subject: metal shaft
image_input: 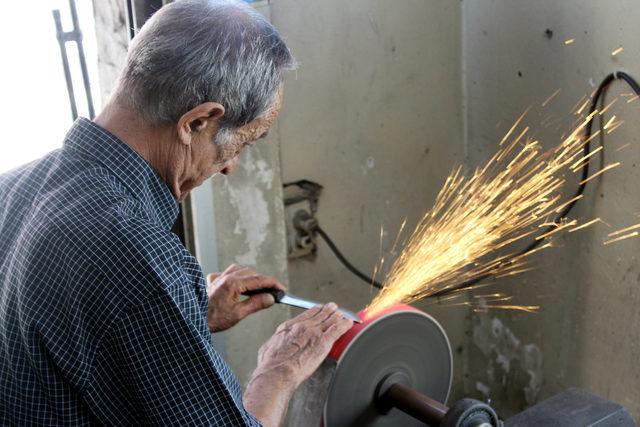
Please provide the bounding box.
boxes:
[53,9,77,121]
[68,0,95,119]
[386,383,449,426]
[52,0,95,120]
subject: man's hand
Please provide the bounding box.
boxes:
[206,264,286,332]
[243,304,353,427]
[254,303,352,385]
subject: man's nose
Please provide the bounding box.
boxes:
[220,156,239,176]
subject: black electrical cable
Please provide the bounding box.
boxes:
[315,225,384,289]
[316,71,640,296]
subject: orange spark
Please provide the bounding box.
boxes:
[615,143,631,152]
[604,231,639,245]
[535,220,577,240]
[606,121,624,134]
[570,94,588,114]
[476,305,540,313]
[366,89,629,316]
[568,218,601,233]
[611,47,624,56]
[564,38,575,45]
[576,98,592,115]
[367,101,622,315]
[579,162,621,185]
[500,110,529,145]
[474,293,507,299]
[570,146,603,171]
[542,89,561,107]
[608,223,640,237]
[554,196,583,214]
[603,115,617,130]
[437,293,539,315]
[600,98,617,115]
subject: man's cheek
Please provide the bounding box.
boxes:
[206,163,222,178]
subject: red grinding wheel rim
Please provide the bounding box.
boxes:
[328,304,421,361]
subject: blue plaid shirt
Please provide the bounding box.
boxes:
[0,118,260,426]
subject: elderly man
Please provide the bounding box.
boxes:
[0,0,351,425]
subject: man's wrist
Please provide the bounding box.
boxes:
[248,365,298,393]
[244,366,298,427]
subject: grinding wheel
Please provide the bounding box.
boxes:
[324,304,453,427]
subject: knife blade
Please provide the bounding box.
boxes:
[242,288,362,323]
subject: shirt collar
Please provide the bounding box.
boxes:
[63,117,179,230]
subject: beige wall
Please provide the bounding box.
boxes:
[270,0,468,401]
[462,0,640,419]
[92,0,129,101]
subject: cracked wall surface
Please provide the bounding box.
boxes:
[92,0,128,100]
[210,135,291,386]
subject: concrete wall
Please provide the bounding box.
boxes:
[270,0,469,402]
[92,0,129,101]
[462,0,640,419]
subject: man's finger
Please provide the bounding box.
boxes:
[324,318,354,342]
[308,302,338,324]
[231,267,255,277]
[262,275,286,291]
[237,293,276,318]
[288,304,323,323]
[320,310,347,332]
[237,275,286,293]
[223,264,243,274]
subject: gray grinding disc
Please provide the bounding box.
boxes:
[324,309,453,427]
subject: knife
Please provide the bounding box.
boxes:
[242,288,362,323]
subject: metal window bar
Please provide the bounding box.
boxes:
[125,0,166,41]
[52,0,95,121]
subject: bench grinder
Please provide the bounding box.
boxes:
[286,304,636,427]
[323,304,499,427]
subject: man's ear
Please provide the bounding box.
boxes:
[176,102,225,146]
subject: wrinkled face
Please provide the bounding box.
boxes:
[215,88,283,176]
[186,87,284,193]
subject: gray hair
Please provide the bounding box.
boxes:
[115,0,295,130]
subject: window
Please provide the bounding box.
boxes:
[0,1,101,173]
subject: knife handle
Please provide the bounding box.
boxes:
[242,288,285,303]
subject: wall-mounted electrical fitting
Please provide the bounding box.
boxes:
[283,180,323,259]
